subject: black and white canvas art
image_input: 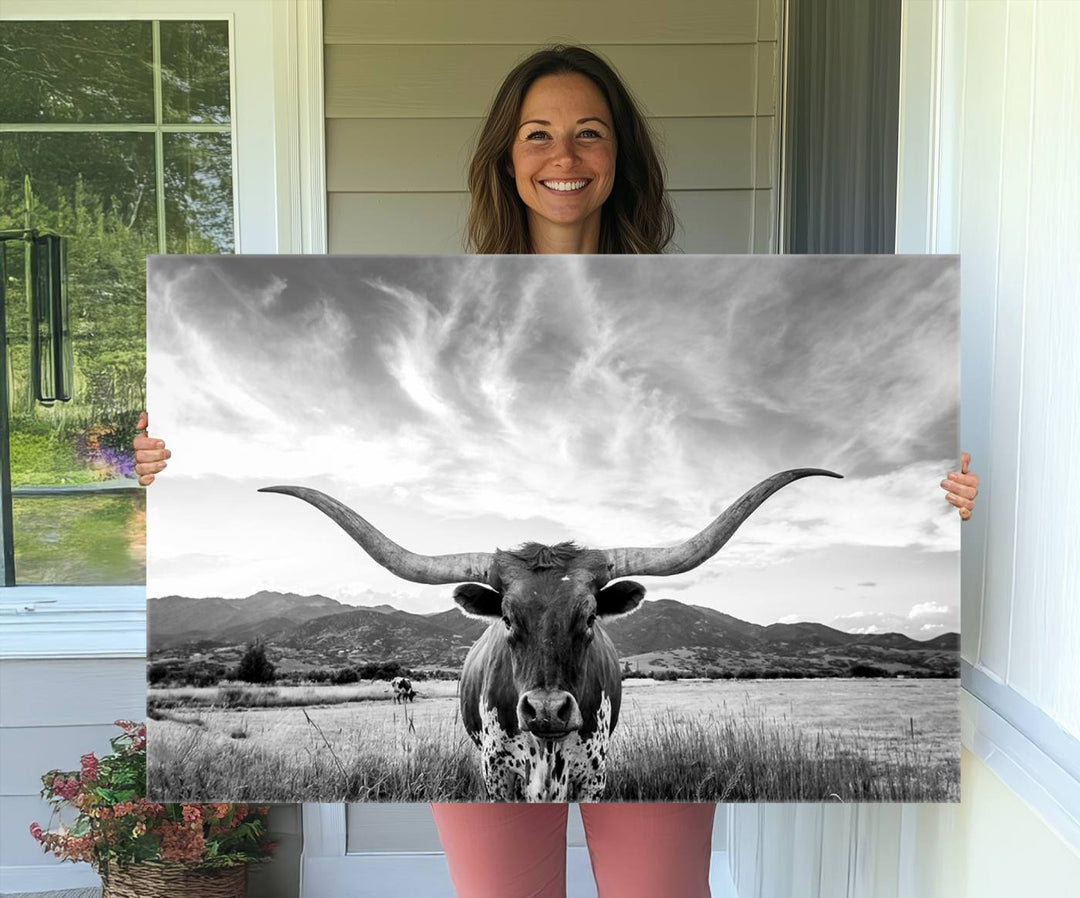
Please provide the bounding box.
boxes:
[146,254,960,803]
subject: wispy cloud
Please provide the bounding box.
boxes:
[148,255,959,622]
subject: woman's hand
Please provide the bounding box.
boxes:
[133,411,171,486]
[941,452,979,521]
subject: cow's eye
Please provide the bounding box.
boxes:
[502,615,513,631]
[586,613,596,628]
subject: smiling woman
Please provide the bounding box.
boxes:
[508,73,617,251]
[465,45,674,255]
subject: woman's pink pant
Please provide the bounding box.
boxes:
[430,802,715,898]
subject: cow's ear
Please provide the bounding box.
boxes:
[596,580,646,618]
[453,583,503,619]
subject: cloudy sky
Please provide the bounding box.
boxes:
[147,254,960,640]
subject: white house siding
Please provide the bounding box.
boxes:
[0,657,146,892]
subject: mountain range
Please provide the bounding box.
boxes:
[149,591,959,676]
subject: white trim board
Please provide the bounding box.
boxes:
[962,661,1080,784]
[961,685,1080,853]
[0,587,145,660]
[271,0,328,254]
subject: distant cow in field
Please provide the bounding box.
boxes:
[390,676,416,703]
[261,469,840,802]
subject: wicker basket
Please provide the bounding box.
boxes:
[100,862,247,898]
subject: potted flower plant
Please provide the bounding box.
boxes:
[30,720,274,897]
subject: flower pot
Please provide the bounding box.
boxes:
[101,862,247,898]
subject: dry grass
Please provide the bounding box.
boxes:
[147,678,959,803]
[149,680,457,711]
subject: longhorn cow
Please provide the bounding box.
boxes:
[260,468,840,801]
[390,676,416,703]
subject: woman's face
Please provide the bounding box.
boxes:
[509,73,617,240]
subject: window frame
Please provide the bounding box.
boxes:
[0,0,326,658]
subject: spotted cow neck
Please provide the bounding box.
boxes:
[477,691,612,801]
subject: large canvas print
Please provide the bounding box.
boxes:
[146,254,960,803]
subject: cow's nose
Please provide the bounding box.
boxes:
[518,689,583,736]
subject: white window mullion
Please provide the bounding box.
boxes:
[151,18,167,255]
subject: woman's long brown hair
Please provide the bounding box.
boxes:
[466,46,676,255]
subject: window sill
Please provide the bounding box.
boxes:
[961,670,1080,852]
[0,585,145,659]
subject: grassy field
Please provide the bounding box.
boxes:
[147,678,959,803]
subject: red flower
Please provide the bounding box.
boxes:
[137,798,166,817]
[160,821,206,863]
[52,778,80,800]
[80,753,99,782]
[32,721,271,870]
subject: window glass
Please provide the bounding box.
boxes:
[11,494,145,584]
[164,132,234,253]
[0,21,155,124]
[0,19,233,585]
[160,20,231,124]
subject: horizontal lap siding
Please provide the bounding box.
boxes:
[0,658,145,868]
[0,659,146,728]
[325,0,782,256]
[327,117,772,192]
[329,189,762,255]
[324,1,761,45]
[0,723,132,795]
[326,45,762,118]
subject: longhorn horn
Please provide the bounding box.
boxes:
[601,468,842,580]
[259,485,494,586]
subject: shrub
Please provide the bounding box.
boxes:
[30,721,274,874]
[236,641,275,684]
